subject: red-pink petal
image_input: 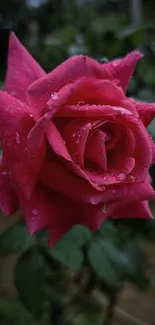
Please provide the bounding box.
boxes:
[85,130,107,171]
[57,78,126,106]
[19,184,55,235]
[0,160,19,215]
[62,119,90,167]
[39,157,104,204]
[0,91,37,199]
[48,198,106,247]
[130,98,155,127]
[4,33,45,109]
[27,55,112,112]
[103,51,143,92]
[27,79,89,160]
[110,200,153,219]
[56,104,134,118]
[47,122,71,161]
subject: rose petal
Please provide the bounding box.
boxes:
[56,78,126,106]
[62,119,91,167]
[124,120,152,182]
[130,98,155,127]
[56,104,134,118]
[107,128,135,175]
[48,197,106,247]
[4,32,45,109]
[85,130,107,171]
[0,91,37,198]
[103,51,143,92]
[110,200,154,220]
[0,160,19,215]
[27,55,112,112]
[40,154,155,205]
[39,157,105,204]
[27,79,89,161]
[19,183,55,235]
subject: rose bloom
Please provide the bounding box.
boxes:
[0,33,155,246]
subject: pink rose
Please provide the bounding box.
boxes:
[0,33,155,246]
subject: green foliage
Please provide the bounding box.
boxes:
[14,246,49,319]
[50,226,92,270]
[0,220,34,255]
[0,298,41,325]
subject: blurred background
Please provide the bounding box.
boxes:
[0,1,155,325]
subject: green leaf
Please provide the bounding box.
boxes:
[0,298,39,325]
[50,226,92,270]
[51,241,83,270]
[98,221,118,242]
[123,241,150,290]
[15,247,49,319]
[0,220,34,255]
[61,225,92,246]
[88,236,130,287]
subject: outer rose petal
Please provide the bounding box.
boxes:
[40,157,155,204]
[4,32,45,108]
[110,200,153,220]
[27,55,112,113]
[103,51,143,93]
[0,91,38,199]
[27,79,89,162]
[19,183,56,235]
[130,98,155,127]
[56,78,126,106]
[0,160,19,215]
[48,196,107,247]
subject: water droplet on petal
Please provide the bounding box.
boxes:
[102,203,107,215]
[16,132,20,144]
[11,91,16,96]
[77,100,85,106]
[112,60,120,67]
[72,133,76,138]
[7,140,11,146]
[116,173,125,181]
[2,171,7,176]
[129,175,135,182]
[51,92,59,100]
[32,209,38,215]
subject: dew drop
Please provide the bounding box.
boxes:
[51,92,59,100]
[7,140,11,146]
[11,91,16,96]
[72,133,76,138]
[32,209,38,215]
[116,173,125,181]
[112,60,120,67]
[77,100,85,106]
[102,203,107,215]
[16,132,20,144]
[129,175,135,182]
[2,171,7,176]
